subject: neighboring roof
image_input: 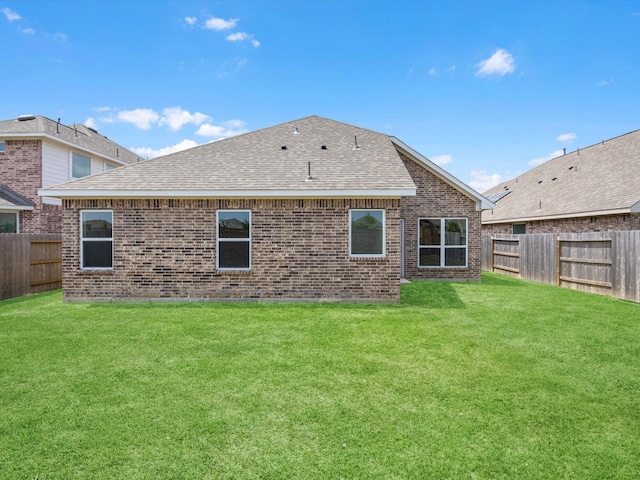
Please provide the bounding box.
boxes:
[482,129,640,224]
[40,116,417,198]
[0,185,35,211]
[0,115,142,166]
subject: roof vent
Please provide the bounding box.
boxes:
[305,161,313,182]
[321,145,327,150]
[18,114,36,121]
[353,135,361,150]
[281,145,287,150]
[293,128,300,135]
[88,127,98,134]
[538,180,543,184]
[552,177,557,181]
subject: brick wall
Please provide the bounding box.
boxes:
[1,139,62,234]
[483,213,640,235]
[62,198,401,302]
[399,152,482,281]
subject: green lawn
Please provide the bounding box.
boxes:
[1,273,639,479]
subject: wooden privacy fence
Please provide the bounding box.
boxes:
[482,231,640,303]
[0,234,62,301]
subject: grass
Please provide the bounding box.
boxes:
[1,273,639,479]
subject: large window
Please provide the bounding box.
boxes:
[72,152,92,178]
[81,210,113,269]
[419,218,467,268]
[217,210,251,270]
[0,212,18,233]
[349,209,385,257]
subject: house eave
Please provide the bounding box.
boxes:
[1,132,131,166]
[0,205,34,211]
[482,207,636,224]
[38,188,417,200]
[389,137,496,211]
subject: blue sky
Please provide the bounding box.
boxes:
[2,0,639,192]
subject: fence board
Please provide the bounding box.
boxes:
[482,231,640,303]
[0,234,62,300]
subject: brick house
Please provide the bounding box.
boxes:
[40,116,493,302]
[0,115,142,234]
[482,128,640,234]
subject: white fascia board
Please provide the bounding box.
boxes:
[4,132,129,166]
[390,137,496,211]
[630,200,640,213]
[38,188,417,199]
[482,208,634,224]
[0,205,34,211]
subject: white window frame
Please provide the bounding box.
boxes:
[418,218,468,268]
[80,210,113,270]
[349,209,386,258]
[0,211,19,233]
[216,210,251,271]
[71,152,92,179]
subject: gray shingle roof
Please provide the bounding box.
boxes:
[0,185,35,209]
[40,116,418,197]
[0,115,142,165]
[482,129,640,223]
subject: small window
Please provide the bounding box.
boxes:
[72,152,91,178]
[0,141,5,153]
[105,164,116,171]
[419,218,467,268]
[0,212,18,233]
[349,209,385,257]
[512,224,526,234]
[217,210,251,270]
[81,210,113,269]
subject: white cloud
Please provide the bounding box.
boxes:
[131,139,199,159]
[476,49,516,77]
[159,107,210,131]
[205,16,238,31]
[528,149,564,167]
[469,169,503,192]
[117,108,160,130]
[598,78,613,87]
[431,154,452,166]
[84,117,97,129]
[429,67,436,76]
[94,106,116,113]
[185,16,197,25]
[556,133,576,142]
[53,32,68,42]
[20,27,35,34]
[1,7,21,21]
[226,32,260,47]
[195,121,248,139]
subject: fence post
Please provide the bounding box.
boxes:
[555,236,561,286]
[490,236,495,273]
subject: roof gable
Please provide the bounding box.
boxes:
[0,185,35,210]
[483,128,640,223]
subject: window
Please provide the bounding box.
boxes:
[0,141,5,153]
[512,223,526,234]
[217,210,251,270]
[72,152,91,178]
[349,209,385,257]
[419,218,467,267]
[0,212,18,233]
[105,164,116,171]
[81,210,113,269]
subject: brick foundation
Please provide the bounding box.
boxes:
[483,213,640,235]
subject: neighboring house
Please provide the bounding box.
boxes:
[40,116,493,302]
[0,115,142,234]
[483,129,640,234]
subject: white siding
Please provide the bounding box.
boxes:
[41,141,68,205]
